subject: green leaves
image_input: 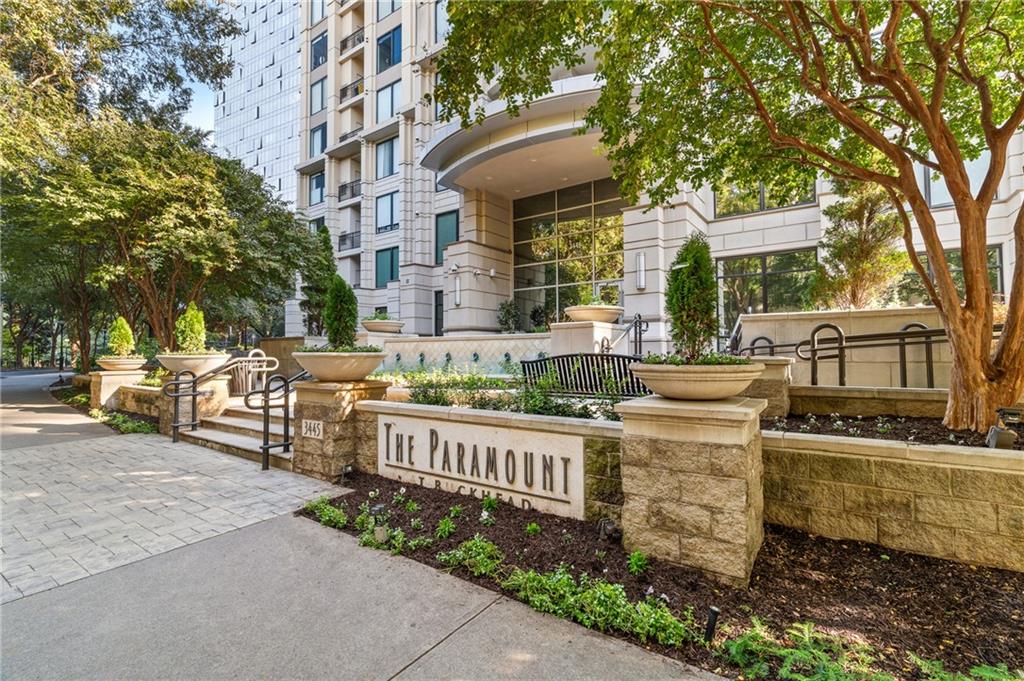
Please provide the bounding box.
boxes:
[323,275,359,349]
[107,316,135,357]
[174,302,206,353]
[665,233,717,359]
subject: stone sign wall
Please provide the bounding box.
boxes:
[354,401,624,521]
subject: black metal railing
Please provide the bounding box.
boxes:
[338,126,363,143]
[339,27,365,53]
[599,313,648,356]
[243,369,311,470]
[521,353,650,398]
[338,231,361,251]
[162,350,278,444]
[736,321,1004,389]
[337,179,362,200]
[339,78,364,102]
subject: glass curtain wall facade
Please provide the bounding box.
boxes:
[213,0,300,207]
[717,249,818,337]
[512,178,626,329]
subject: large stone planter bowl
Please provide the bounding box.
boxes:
[362,319,405,334]
[155,354,229,376]
[564,305,624,323]
[97,357,147,371]
[629,362,765,400]
[292,352,387,382]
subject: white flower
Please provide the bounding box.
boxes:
[644,585,655,596]
[399,487,406,494]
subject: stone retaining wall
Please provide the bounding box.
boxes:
[762,431,1024,572]
[118,385,162,419]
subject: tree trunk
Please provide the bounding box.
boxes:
[945,354,1022,432]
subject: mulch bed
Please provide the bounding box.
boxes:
[763,413,1024,450]
[301,471,1023,679]
[51,387,160,431]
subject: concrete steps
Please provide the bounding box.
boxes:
[177,402,296,471]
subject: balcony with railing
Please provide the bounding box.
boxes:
[337,231,361,251]
[337,179,362,201]
[339,27,365,54]
[339,78,364,104]
[338,126,363,143]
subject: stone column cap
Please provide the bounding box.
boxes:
[89,369,148,376]
[615,395,768,422]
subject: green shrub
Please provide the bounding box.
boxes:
[436,534,505,578]
[87,408,158,434]
[448,505,463,518]
[323,274,358,348]
[363,309,391,321]
[524,522,542,536]
[138,368,168,387]
[627,550,650,576]
[305,496,348,529]
[633,599,696,647]
[174,302,207,353]
[107,316,136,357]
[575,579,634,632]
[56,389,90,407]
[481,495,499,513]
[406,370,507,407]
[497,300,519,333]
[435,516,456,539]
[723,620,893,680]
[910,655,1022,681]
[641,352,750,366]
[665,233,717,360]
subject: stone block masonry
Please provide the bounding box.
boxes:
[762,431,1024,572]
[615,396,768,587]
[293,380,390,482]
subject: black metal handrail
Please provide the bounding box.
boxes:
[339,26,365,53]
[162,350,278,443]
[338,126,363,143]
[600,313,648,355]
[736,322,1004,388]
[338,231,361,250]
[338,179,362,200]
[243,369,311,470]
[339,78,364,102]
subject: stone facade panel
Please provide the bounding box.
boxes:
[807,509,878,543]
[872,460,951,495]
[914,495,998,532]
[998,505,1024,537]
[806,453,873,485]
[765,475,844,510]
[877,519,955,558]
[674,473,748,511]
[648,501,711,537]
[951,469,1024,506]
[954,530,1024,572]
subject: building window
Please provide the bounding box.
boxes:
[713,181,816,218]
[897,244,1004,304]
[309,123,327,157]
[310,32,327,70]
[377,26,401,73]
[308,217,325,234]
[376,79,401,122]
[923,150,992,208]
[375,136,398,179]
[310,77,326,115]
[310,0,325,24]
[716,249,817,337]
[435,210,458,265]
[512,178,625,327]
[308,172,325,205]
[435,0,450,42]
[375,246,400,288]
[375,191,399,233]
[377,0,400,20]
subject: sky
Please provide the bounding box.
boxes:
[185,80,216,133]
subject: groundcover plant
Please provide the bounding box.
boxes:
[300,472,1023,680]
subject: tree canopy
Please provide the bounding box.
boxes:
[435,0,1024,430]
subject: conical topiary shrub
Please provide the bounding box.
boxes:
[174,302,207,353]
[107,316,137,357]
[323,274,358,349]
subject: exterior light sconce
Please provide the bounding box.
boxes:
[636,252,646,290]
[454,275,462,307]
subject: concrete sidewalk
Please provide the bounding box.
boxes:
[1,514,718,681]
[0,371,112,448]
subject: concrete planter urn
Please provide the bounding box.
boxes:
[155,353,229,376]
[292,351,387,382]
[361,319,405,334]
[629,362,766,400]
[564,305,624,323]
[97,357,147,371]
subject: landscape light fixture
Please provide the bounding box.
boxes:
[986,407,1021,449]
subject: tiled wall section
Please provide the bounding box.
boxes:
[376,333,551,374]
[762,432,1024,572]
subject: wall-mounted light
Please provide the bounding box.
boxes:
[449,263,459,274]
[454,276,462,307]
[636,252,647,290]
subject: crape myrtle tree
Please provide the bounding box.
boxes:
[435,0,1024,431]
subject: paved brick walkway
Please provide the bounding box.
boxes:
[1,434,334,603]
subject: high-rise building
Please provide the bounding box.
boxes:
[213,0,301,208]
[292,0,1020,345]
